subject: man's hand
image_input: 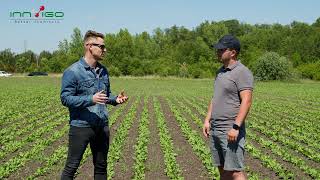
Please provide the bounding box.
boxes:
[93,90,108,104]
[116,90,128,104]
[227,128,239,143]
[202,119,210,138]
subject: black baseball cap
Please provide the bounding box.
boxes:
[212,34,241,53]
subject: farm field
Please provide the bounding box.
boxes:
[0,77,319,180]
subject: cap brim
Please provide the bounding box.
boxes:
[211,43,227,49]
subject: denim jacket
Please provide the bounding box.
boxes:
[60,58,118,127]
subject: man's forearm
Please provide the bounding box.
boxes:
[235,90,252,126]
[205,100,213,122]
[234,101,251,126]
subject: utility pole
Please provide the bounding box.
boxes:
[24,40,27,52]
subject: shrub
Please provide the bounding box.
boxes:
[254,52,293,81]
[297,61,320,80]
[108,66,121,77]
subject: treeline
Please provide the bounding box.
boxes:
[1,18,320,80]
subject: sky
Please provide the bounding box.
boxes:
[1,0,319,54]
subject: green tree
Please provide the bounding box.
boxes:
[297,61,320,80]
[222,19,244,37]
[69,28,84,58]
[196,21,228,46]
[0,49,15,72]
[15,50,37,72]
[38,51,52,71]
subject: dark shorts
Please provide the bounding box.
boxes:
[209,129,245,171]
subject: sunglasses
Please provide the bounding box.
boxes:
[217,48,228,53]
[90,43,106,50]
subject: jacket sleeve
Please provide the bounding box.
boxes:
[60,70,95,108]
[105,69,118,106]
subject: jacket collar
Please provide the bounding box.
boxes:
[80,57,103,70]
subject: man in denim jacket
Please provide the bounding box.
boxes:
[60,30,128,180]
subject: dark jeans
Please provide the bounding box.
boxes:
[61,125,110,180]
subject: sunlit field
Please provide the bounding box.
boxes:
[0,77,319,179]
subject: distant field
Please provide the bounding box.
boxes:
[0,77,319,179]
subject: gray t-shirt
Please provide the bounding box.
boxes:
[211,61,254,131]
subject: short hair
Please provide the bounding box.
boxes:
[84,30,104,43]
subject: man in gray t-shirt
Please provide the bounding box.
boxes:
[203,35,253,180]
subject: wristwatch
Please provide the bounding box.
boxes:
[232,124,240,130]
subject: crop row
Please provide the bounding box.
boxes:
[107,98,140,180]
[153,98,184,179]
[132,98,150,180]
[0,121,69,178]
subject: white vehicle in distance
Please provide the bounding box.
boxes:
[0,71,12,77]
